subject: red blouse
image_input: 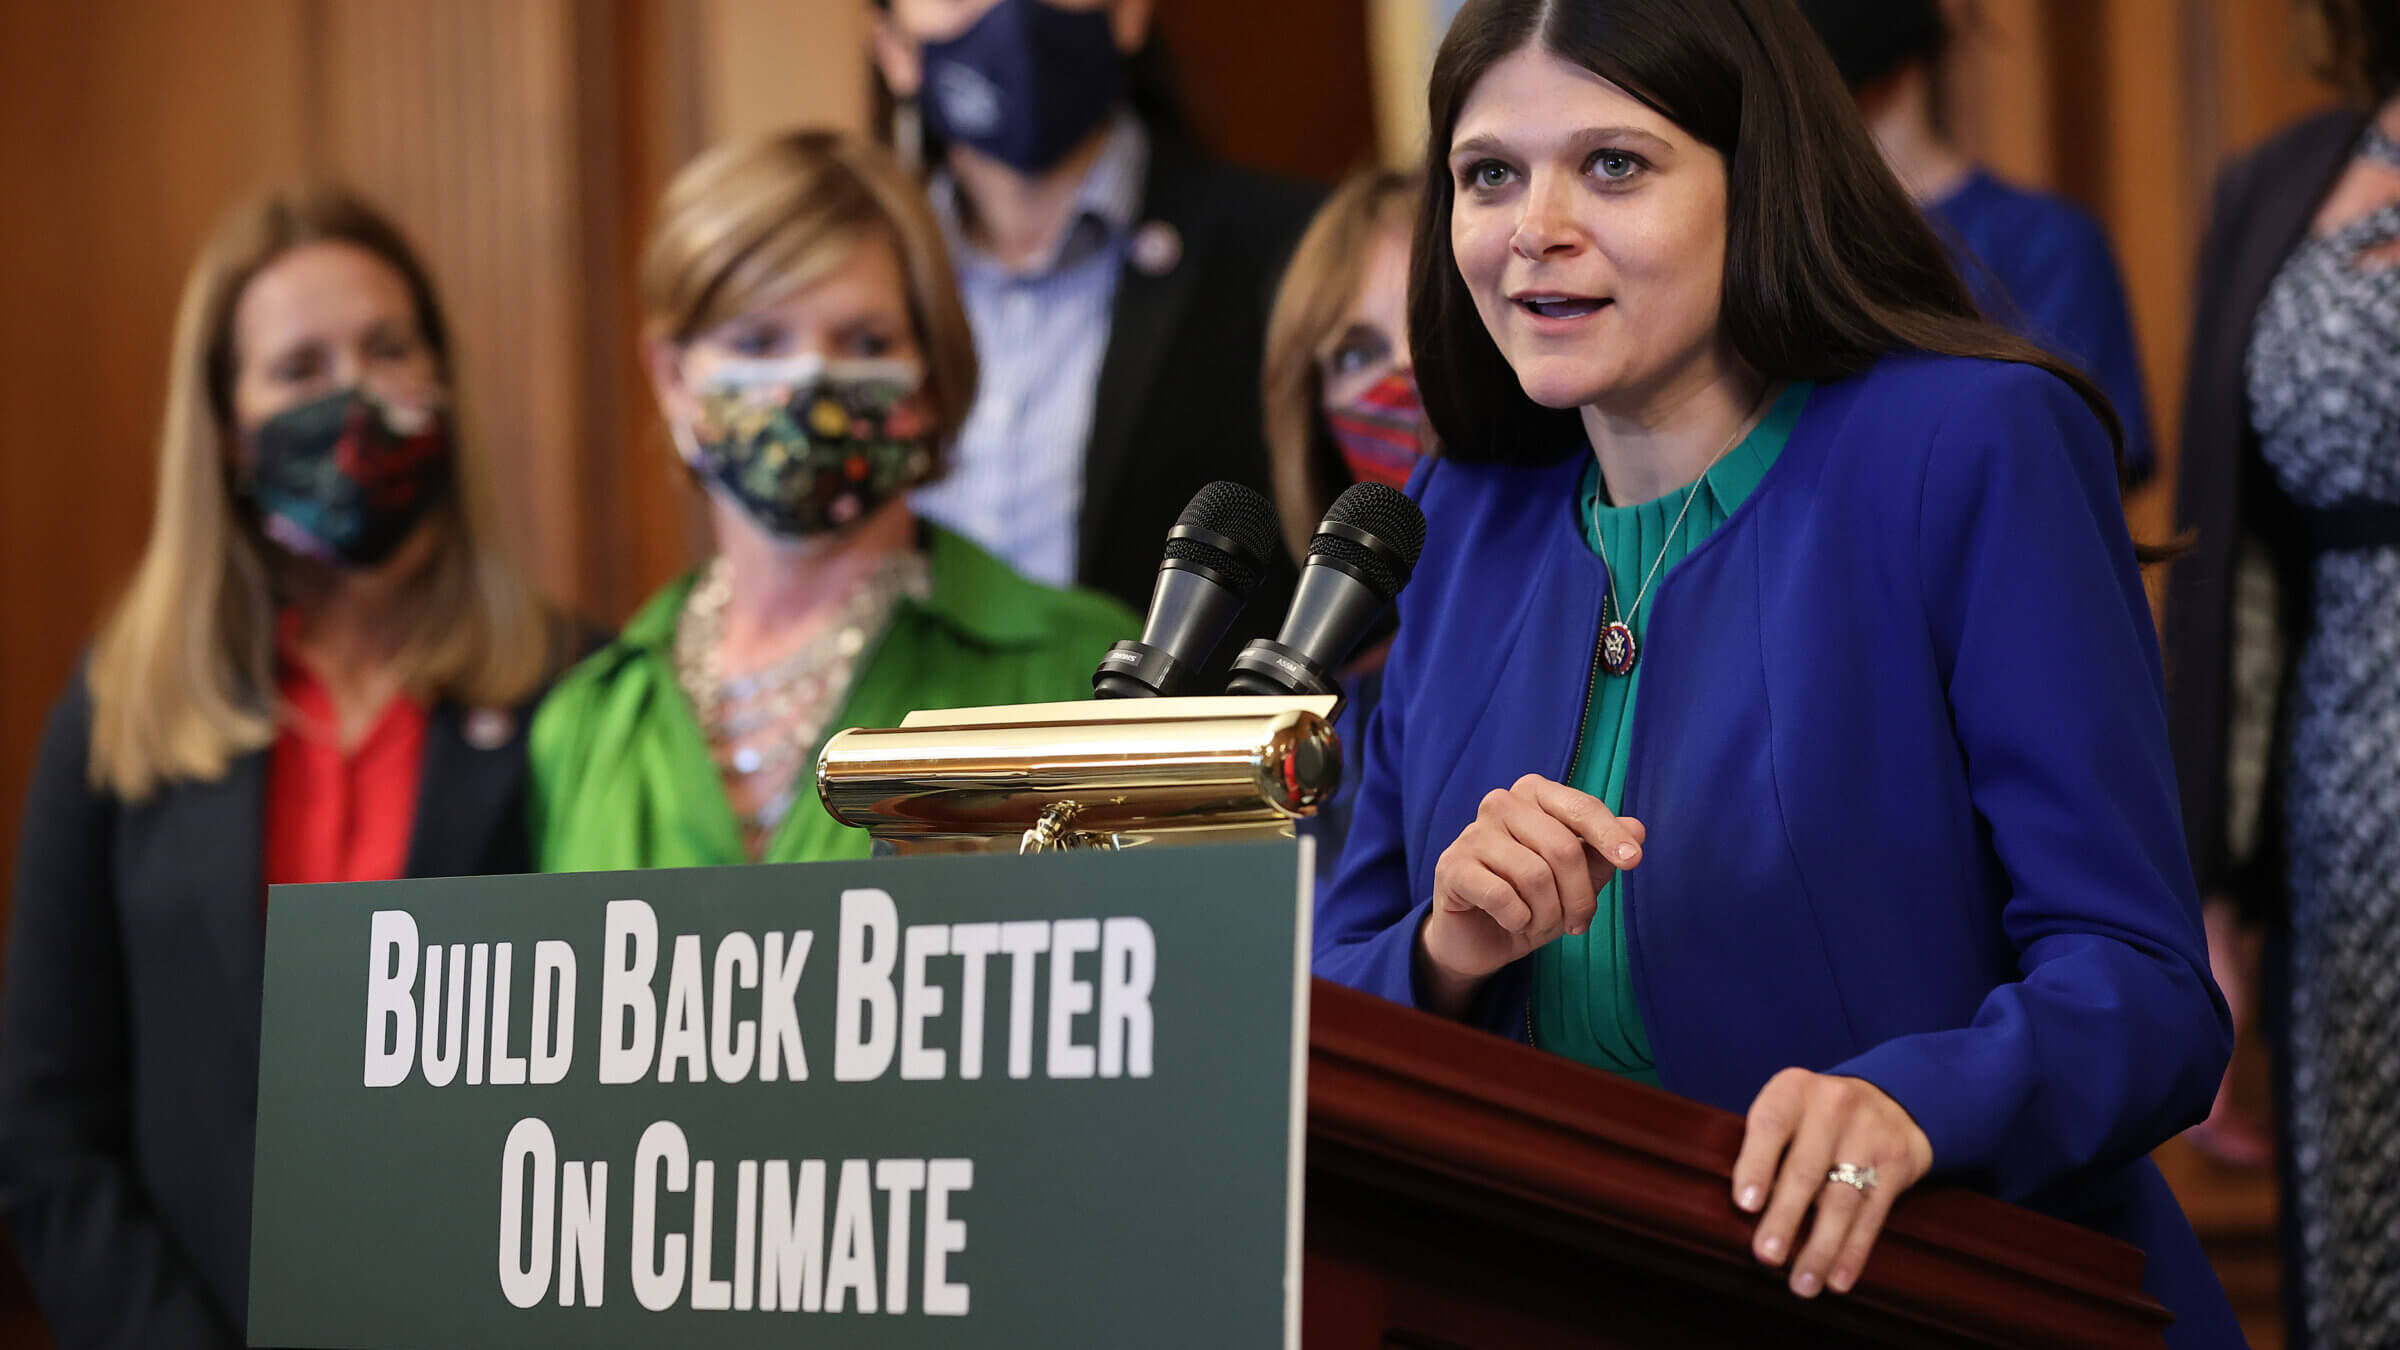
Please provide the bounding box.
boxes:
[263,618,427,889]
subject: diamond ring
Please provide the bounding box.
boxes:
[1826,1163,1878,1192]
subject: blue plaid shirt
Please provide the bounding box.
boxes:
[912,114,1149,587]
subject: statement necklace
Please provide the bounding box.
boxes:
[1590,388,1773,677]
[673,550,929,856]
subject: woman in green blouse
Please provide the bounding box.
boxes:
[532,129,1135,869]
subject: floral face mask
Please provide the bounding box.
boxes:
[238,386,453,568]
[678,355,937,539]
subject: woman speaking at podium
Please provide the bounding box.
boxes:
[1312,1,2240,1342]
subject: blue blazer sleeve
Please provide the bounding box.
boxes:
[1310,464,1529,1037]
[1308,632,1432,1005]
[0,678,242,1349]
[1833,369,2229,1198]
[2007,212,2157,487]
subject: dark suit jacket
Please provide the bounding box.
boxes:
[2163,107,2362,919]
[1077,134,1321,664]
[0,669,553,1348]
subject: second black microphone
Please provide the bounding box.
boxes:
[1225,481,1426,704]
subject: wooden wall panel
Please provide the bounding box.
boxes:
[310,0,597,613]
[2095,0,2201,544]
[0,0,309,899]
[1367,0,1436,166]
[2212,0,2339,159]
[701,0,874,142]
[570,0,657,625]
[1157,0,1376,184]
[594,0,714,625]
[0,9,312,1340]
[1944,0,2059,187]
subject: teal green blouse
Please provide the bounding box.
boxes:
[1531,383,1812,1083]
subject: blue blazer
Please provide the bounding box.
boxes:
[1313,354,2241,1346]
[1930,171,2158,486]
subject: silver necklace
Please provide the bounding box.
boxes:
[673,550,929,855]
[1590,388,1772,677]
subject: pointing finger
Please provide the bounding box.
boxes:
[1526,779,1643,869]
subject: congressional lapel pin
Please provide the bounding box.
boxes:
[464,706,515,751]
[1131,220,1182,277]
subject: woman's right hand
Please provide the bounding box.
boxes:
[1417,774,1646,1018]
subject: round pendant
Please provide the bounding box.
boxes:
[1599,621,1639,676]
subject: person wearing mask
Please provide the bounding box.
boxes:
[531,129,1136,871]
[1313,0,2238,1342]
[870,0,1321,644]
[0,187,580,1347]
[1797,0,2157,486]
[1260,167,1429,892]
[2164,1,2400,1341]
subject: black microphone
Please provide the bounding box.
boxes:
[1093,481,1282,698]
[1226,481,1427,700]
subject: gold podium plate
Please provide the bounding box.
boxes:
[817,696,1343,854]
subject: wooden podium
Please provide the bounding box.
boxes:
[1304,979,2174,1349]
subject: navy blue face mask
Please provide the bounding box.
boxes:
[918,0,1126,175]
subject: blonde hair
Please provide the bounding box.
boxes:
[1262,168,1425,562]
[641,129,978,457]
[87,186,572,800]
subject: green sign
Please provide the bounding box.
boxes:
[249,842,1311,1349]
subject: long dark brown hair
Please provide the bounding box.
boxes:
[1409,0,2127,477]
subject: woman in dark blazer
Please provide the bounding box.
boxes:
[2163,4,2400,1343]
[0,187,578,1348]
[1314,0,2238,1343]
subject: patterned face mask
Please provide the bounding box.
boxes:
[1326,370,1428,491]
[678,356,938,540]
[238,387,454,568]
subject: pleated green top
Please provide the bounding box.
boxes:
[1531,383,1811,1083]
[529,524,1136,871]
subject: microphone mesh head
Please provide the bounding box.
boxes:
[1164,480,1279,594]
[1311,482,1427,600]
